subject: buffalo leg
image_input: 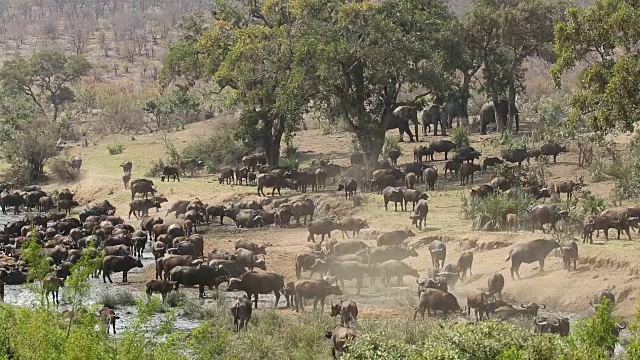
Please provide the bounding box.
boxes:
[274,290,280,308]
[123,271,128,283]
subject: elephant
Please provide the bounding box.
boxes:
[479,100,519,135]
[388,106,419,142]
[442,102,467,129]
[421,104,447,136]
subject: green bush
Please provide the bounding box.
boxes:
[449,127,470,148]
[181,129,248,173]
[461,189,535,231]
[382,135,400,159]
[145,159,166,177]
[279,157,299,169]
[107,143,124,155]
[98,289,136,308]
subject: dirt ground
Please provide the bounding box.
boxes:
[47,116,640,322]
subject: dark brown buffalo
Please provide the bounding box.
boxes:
[294,279,342,312]
[338,178,358,199]
[235,239,266,255]
[307,218,340,244]
[413,288,461,319]
[256,173,286,197]
[377,260,419,285]
[428,140,455,161]
[560,240,578,271]
[231,295,253,331]
[227,271,285,309]
[410,199,429,230]
[416,277,448,297]
[540,143,568,163]
[338,217,368,238]
[325,260,366,295]
[367,246,418,265]
[130,180,157,200]
[170,264,229,298]
[234,248,266,271]
[325,325,357,360]
[145,279,176,302]
[208,259,247,279]
[160,254,194,280]
[459,163,481,185]
[501,148,528,166]
[102,255,143,283]
[457,251,473,281]
[330,240,368,256]
[330,299,358,326]
[162,166,180,182]
[493,302,546,320]
[534,316,570,336]
[382,186,404,211]
[295,252,325,279]
[103,244,129,257]
[402,189,428,212]
[466,290,492,321]
[482,157,503,173]
[98,307,120,334]
[376,229,415,247]
[506,239,559,279]
[591,290,616,308]
[529,205,569,233]
[487,273,505,299]
[428,240,446,269]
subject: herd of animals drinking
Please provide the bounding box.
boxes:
[0,127,633,358]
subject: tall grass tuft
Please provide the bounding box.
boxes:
[461,189,535,231]
[98,289,136,308]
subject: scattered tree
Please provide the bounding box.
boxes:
[0,50,91,122]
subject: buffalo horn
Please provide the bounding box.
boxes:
[520,304,527,309]
[415,278,420,284]
[617,322,627,330]
[562,247,571,250]
[535,318,547,325]
[539,304,547,309]
[549,317,559,326]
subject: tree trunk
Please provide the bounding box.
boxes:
[460,74,471,128]
[507,76,516,132]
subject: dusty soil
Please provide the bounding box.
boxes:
[44,116,640,322]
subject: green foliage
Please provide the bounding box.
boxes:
[98,289,137,308]
[461,190,536,231]
[591,135,640,200]
[142,89,202,130]
[22,236,51,300]
[382,135,400,160]
[553,0,640,133]
[145,159,167,177]
[107,143,124,155]
[0,50,91,122]
[181,129,248,173]
[449,127,470,148]
[279,157,300,169]
[577,190,607,216]
[296,0,459,161]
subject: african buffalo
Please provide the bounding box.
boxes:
[413,288,461,319]
[227,271,285,308]
[330,299,358,326]
[506,239,559,279]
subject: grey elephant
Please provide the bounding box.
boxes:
[479,100,519,135]
[421,104,447,136]
[442,102,466,129]
[389,106,419,142]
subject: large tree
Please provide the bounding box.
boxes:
[160,5,311,165]
[294,0,459,163]
[552,0,640,133]
[0,50,91,123]
[464,0,567,131]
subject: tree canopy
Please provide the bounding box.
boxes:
[294,0,459,161]
[0,50,91,123]
[552,0,640,133]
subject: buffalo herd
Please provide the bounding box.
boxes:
[0,136,631,358]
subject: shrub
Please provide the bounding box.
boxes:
[279,157,299,169]
[49,158,80,182]
[98,289,136,308]
[449,127,470,148]
[107,143,124,155]
[382,135,400,159]
[181,129,248,173]
[145,159,166,177]
[461,189,535,231]
[578,190,607,216]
